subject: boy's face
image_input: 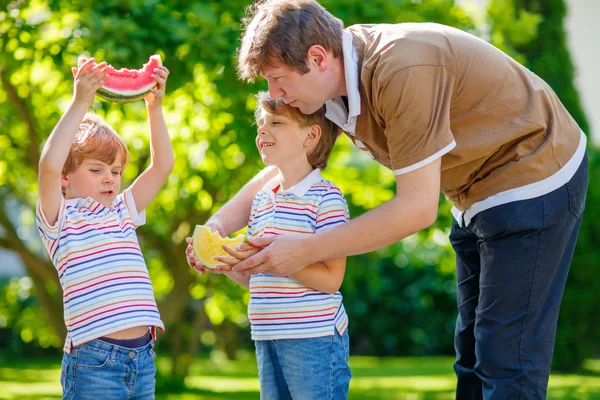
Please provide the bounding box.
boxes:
[61,157,123,208]
[261,57,331,115]
[255,109,313,168]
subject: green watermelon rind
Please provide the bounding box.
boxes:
[96,87,153,103]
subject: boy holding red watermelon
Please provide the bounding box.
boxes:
[36,57,172,399]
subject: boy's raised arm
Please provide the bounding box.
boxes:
[38,59,108,225]
[129,66,174,212]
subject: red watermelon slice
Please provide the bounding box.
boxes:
[77,54,162,103]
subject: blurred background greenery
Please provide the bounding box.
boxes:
[1,0,599,398]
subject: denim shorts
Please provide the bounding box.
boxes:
[61,334,157,400]
[255,330,351,400]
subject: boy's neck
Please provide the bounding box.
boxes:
[277,161,315,191]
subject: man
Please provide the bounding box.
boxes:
[186,0,588,398]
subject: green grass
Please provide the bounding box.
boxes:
[1,354,600,399]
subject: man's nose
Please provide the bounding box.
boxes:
[268,82,284,100]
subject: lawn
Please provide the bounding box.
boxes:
[1,354,600,399]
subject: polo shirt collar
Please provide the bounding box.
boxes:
[325,30,361,129]
[262,168,323,199]
[65,196,117,210]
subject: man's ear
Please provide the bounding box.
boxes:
[304,124,322,149]
[307,45,329,71]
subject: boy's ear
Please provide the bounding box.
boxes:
[60,173,70,189]
[304,125,322,149]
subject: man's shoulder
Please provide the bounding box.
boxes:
[348,22,465,72]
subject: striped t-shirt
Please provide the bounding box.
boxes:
[36,189,164,352]
[247,169,350,341]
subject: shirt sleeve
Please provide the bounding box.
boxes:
[376,65,456,175]
[247,194,262,237]
[315,185,350,232]
[36,198,66,257]
[121,188,146,228]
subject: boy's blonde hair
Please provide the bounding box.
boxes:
[238,0,344,82]
[255,91,340,170]
[62,114,129,175]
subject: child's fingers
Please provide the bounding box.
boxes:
[192,265,206,276]
[76,58,96,78]
[214,264,232,272]
[236,243,259,252]
[71,67,78,78]
[186,237,193,245]
[222,244,258,260]
[213,256,240,266]
[151,74,166,85]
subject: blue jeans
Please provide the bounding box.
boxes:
[61,336,157,399]
[450,153,588,399]
[255,330,351,399]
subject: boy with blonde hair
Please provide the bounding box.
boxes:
[186,91,352,398]
[37,58,173,399]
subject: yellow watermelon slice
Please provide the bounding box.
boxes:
[192,225,247,269]
[78,54,162,103]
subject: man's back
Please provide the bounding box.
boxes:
[349,22,581,209]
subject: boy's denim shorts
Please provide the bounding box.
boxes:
[255,330,351,400]
[61,334,156,400]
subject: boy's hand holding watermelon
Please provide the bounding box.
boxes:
[144,66,169,109]
[71,58,109,108]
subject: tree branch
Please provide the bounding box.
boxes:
[0,64,39,171]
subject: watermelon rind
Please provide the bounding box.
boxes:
[96,88,150,103]
[87,54,162,103]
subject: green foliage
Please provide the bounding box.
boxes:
[0,0,475,379]
[0,0,596,388]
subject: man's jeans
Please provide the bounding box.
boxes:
[61,336,157,399]
[450,153,588,400]
[255,330,351,399]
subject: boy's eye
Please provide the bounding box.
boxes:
[112,171,121,176]
[90,169,100,173]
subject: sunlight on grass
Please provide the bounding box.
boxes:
[0,364,62,399]
[1,355,600,399]
[185,376,260,392]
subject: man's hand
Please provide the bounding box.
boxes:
[226,235,313,277]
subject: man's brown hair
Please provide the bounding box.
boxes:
[238,0,344,82]
[255,91,340,169]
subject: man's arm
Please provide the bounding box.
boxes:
[229,158,442,276]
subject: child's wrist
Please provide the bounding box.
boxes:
[69,98,91,114]
[146,101,163,112]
